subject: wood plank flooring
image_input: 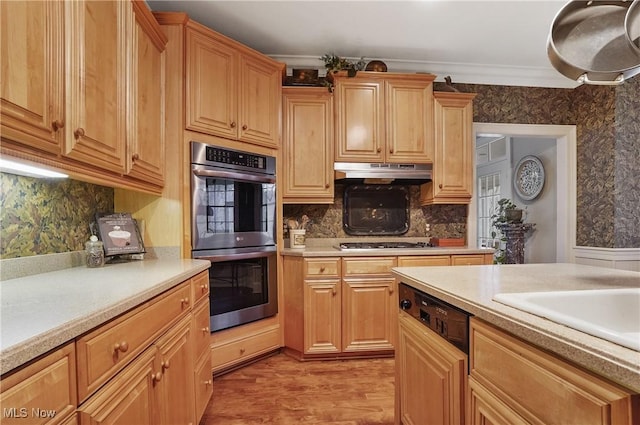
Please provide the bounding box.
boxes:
[200,353,395,425]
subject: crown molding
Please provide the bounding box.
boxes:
[270,54,580,89]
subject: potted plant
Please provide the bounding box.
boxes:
[321,54,366,91]
[490,198,524,264]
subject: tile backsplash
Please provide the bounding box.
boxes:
[283,184,467,240]
[0,173,113,259]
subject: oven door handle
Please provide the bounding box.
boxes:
[192,167,276,184]
[194,248,276,262]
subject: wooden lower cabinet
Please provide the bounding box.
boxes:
[469,318,639,425]
[304,278,342,354]
[396,311,467,425]
[0,343,77,425]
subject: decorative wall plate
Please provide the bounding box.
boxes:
[514,155,545,200]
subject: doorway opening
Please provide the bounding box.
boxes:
[470,123,577,263]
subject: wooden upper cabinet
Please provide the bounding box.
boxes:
[127,2,167,186]
[186,25,283,149]
[64,0,128,174]
[1,0,64,154]
[333,72,435,163]
[421,92,476,205]
[282,87,334,203]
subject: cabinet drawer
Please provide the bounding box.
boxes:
[193,299,211,358]
[194,348,213,421]
[470,318,637,425]
[191,270,209,306]
[0,342,76,425]
[304,258,340,278]
[451,254,487,266]
[76,280,191,401]
[397,255,451,267]
[342,257,397,276]
[211,326,280,372]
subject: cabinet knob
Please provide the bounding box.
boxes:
[332,288,337,296]
[439,183,443,189]
[319,267,326,273]
[389,288,394,294]
[51,119,65,131]
[161,360,170,370]
[242,124,248,130]
[152,372,162,383]
[202,326,210,333]
[180,297,190,305]
[204,379,213,386]
[240,347,246,354]
[230,121,237,128]
[376,147,381,153]
[113,341,129,353]
[132,153,140,161]
[389,148,394,153]
[325,183,330,188]
[74,128,85,139]
[201,284,208,292]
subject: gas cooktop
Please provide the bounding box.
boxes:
[336,241,434,250]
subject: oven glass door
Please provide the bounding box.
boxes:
[204,249,278,332]
[192,166,276,250]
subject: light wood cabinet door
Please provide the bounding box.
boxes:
[304,279,342,354]
[78,347,160,425]
[386,79,434,163]
[1,0,64,154]
[342,277,395,352]
[186,26,237,139]
[396,311,467,425]
[470,318,638,425]
[421,92,476,205]
[194,347,214,421]
[185,26,282,148]
[64,0,128,174]
[467,377,528,425]
[282,87,334,203]
[0,343,76,425]
[238,53,282,148]
[155,316,195,425]
[126,3,166,185]
[334,76,384,162]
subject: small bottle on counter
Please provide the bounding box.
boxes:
[85,235,105,268]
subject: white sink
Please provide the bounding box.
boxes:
[493,288,640,351]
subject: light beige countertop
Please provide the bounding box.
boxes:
[392,263,640,393]
[0,258,210,375]
[281,238,493,257]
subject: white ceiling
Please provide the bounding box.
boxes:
[147,0,579,88]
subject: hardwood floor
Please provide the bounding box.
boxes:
[200,353,395,425]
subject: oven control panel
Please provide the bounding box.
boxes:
[399,283,470,354]
[206,146,266,169]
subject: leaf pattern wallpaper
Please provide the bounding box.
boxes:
[0,173,114,259]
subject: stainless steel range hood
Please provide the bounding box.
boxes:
[334,162,432,184]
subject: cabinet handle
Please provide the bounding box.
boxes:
[242,124,248,130]
[438,183,443,189]
[180,297,190,305]
[376,147,381,153]
[51,119,65,131]
[132,153,140,161]
[152,372,162,383]
[201,284,208,292]
[161,360,170,370]
[230,121,236,128]
[202,326,210,333]
[240,347,246,354]
[319,267,326,273]
[204,379,213,386]
[113,341,129,353]
[73,128,85,139]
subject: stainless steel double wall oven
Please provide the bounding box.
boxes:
[190,142,277,332]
